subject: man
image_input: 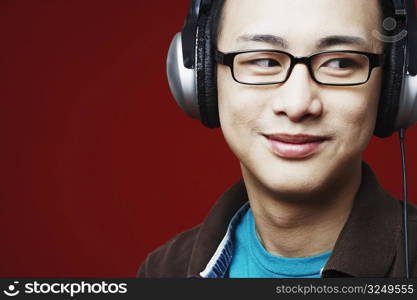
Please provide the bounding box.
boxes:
[138,0,417,278]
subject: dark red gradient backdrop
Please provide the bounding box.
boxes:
[0,1,416,277]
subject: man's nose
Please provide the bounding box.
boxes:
[270,64,323,123]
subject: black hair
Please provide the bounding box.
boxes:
[210,0,227,46]
[380,0,396,20]
[380,0,397,38]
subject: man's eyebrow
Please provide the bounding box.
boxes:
[316,35,371,50]
[236,34,372,51]
[237,34,288,49]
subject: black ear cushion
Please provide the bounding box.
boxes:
[374,37,406,138]
[196,6,221,128]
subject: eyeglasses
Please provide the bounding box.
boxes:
[215,49,385,86]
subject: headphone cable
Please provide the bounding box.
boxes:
[399,128,410,278]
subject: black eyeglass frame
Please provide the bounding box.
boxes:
[214,49,386,87]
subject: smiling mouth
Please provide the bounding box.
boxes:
[263,133,329,159]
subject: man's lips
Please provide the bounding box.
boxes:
[263,134,329,158]
[265,134,328,144]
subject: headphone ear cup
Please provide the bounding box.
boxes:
[396,73,417,129]
[374,39,405,138]
[166,32,200,120]
[195,6,221,128]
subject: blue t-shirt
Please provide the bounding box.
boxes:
[227,207,332,278]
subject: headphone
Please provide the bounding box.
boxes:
[167,0,417,138]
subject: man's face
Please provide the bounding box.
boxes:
[217,0,384,196]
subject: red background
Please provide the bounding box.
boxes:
[0,1,416,277]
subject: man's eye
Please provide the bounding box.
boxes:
[322,58,358,69]
[248,58,281,67]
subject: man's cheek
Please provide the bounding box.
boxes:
[336,102,368,128]
[229,107,254,128]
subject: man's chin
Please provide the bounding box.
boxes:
[263,181,326,199]
[248,166,334,198]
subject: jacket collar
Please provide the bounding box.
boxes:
[187,180,248,277]
[322,163,402,277]
[187,162,402,278]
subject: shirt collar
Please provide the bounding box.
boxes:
[187,180,248,277]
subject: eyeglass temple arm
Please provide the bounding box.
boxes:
[378,53,386,67]
[214,50,225,64]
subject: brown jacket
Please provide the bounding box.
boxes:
[138,163,417,278]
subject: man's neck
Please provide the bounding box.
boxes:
[242,161,362,258]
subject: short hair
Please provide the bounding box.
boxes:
[211,0,227,45]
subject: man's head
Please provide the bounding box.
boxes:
[214,0,387,196]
